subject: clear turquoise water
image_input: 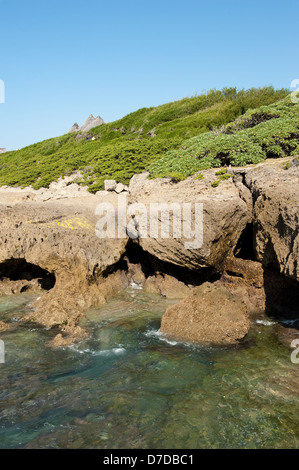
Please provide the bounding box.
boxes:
[0,287,298,449]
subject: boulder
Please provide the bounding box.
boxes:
[218,257,266,316]
[104,180,117,192]
[160,282,250,345]
[143,274,191,299]
[115,182,129,194]
[128,172,250,270]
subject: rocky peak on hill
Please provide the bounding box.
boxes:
[67,114,105,134]
[67,123,79,133]
[0,148,7,154]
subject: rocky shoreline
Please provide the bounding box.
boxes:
[0,157,298,348]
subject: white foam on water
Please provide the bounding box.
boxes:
[69,344,126,356]
[145,328,178,346]
[144,328,221,353]
[95,347,126,356]
[256,320,277,326]
[129,282,143,290]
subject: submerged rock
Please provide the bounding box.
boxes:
[48,326,88,348]
[0,321,10,332]
[274,324,299,349]
[160,282,250,345]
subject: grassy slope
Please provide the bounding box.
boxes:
[0,86,289,191]
[148,95,299,180]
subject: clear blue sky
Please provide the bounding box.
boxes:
[0,0,298,150]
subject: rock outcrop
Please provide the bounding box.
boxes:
[128,172,250,271]
[0,195,128,344]
[160,282,250,345]
[219,256,266,316]
[67,123,80,133]
[79,114,104,133]
[104,180,129,193]
[143,274,192,299]
[67,115,105,134]
[239,158,299,282]
[0,158,298,347]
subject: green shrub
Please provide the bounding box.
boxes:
[215,168,228,176]
[168,172,186,183]
[194,173,204,180]
[148,95,299,179]
[218,173,232,180]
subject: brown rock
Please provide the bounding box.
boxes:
[48,326,88,348]
[240,158,299,282]
[219,275,266,316]
[0,196,128,341]
[143,274,191,299]
[143,276,161,295]
[0,321,10,332]
[124,258,145,285]
[0,278,44,296]
[219,257,266,316]
[274,324,299,349]
[160,282,250,345]
[128,172,250,270]
[224,256,264,288]
[132,270,146,284]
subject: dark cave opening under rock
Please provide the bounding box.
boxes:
[123,240,221,286]
[234,223,256,261]
[0,258,56,291]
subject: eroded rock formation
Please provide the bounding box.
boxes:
[0,157,298,347]
[241,159,299,282]
[129,171,249,270]
[0,195,128,344]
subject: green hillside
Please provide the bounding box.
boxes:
[148,94,299,180]
[0,86,289,191]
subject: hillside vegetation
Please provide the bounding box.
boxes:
[0,87,289,191]
[148,94,299,180]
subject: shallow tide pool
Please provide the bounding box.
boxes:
[0,287,298,449]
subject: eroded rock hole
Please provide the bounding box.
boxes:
[234,223,256,261]
[263,268,299,324]
[0,259,56,291]
[123,240,220,286]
